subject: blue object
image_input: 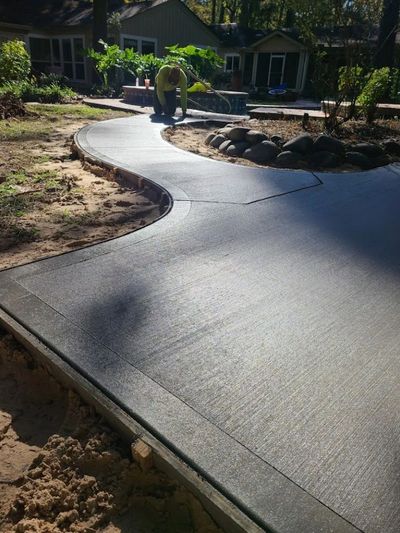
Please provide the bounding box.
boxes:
[268,83,287,96]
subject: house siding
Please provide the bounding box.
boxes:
[120,0,220,55]
[253,35,302,54]
[0,26,29,43]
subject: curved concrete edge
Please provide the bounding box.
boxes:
[0,309,263,533]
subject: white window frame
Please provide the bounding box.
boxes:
[268,53,286,86]
[27,33,86,82]
[120,34,158,55]
[224,53,240,72]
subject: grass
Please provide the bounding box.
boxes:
[0,103,129,142]
[27,103,128,120]
[0,119,52,141]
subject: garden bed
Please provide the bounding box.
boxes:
[0,103,162,271]
[164,118,400,172]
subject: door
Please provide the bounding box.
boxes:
[268,55,285,87]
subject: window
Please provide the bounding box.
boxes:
[30,37,51,72]
[29,35,85,81]
[225,54,240,72]
[122,35,157,55]
[122,38,138,51]
[141,40,156,55]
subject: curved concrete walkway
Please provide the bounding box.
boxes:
[2,114,400,532]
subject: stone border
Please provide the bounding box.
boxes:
[167,119,397,173]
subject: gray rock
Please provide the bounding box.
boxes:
[245,130,269,145]
[374,154,390,167]
[205,132,215,146]
[210,134,227,149]
[283,134,313,155]
[313,135,345,156]
[308,150,340,169]
[226,141,250,157]
[345,151,373,169]
[218,139,232,153]
[227,127,251,142]
[218,126,233,136]
[351,142,384,157]
[276,151,303,167]
[271,135,283,146]
[243,141,280,163]
[382,139,400,156]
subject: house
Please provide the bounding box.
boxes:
[212,23,309,94]
[0,0,220,85]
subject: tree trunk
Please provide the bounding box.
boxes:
[211,0,217,23]
[375,0,400,67]
[93,0,108,52]
[219,3,225,23]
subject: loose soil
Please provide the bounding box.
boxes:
[0,104,161,271]
[0,327,223,533]
[164,118,400,170]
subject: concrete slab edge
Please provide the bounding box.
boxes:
[0,308,264,533]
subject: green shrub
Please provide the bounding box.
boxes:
[357,67,390,123]
[164,45,223,81]
[36,72,70,88]
[86,40,131,88]
[0,40,31,83]
[0,80,76,103]
[389,68,400,103]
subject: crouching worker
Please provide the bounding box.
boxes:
[154,65,187,117]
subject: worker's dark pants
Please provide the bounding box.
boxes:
[153,85,177,116]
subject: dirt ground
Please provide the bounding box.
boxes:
[0,327,223,533]
[0,104,161,271]
[164,118,400,170]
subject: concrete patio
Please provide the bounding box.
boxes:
[1,113,399,532]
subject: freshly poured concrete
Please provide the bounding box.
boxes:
[1,114,400,532]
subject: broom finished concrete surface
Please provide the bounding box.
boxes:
[1,114,400,533]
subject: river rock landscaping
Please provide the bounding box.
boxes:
[165,119,400,172]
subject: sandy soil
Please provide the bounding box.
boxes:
[0,105,161,271]
[164,118,400,171]
[0,327,223,533]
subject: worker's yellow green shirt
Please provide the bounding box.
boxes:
[155,66,187,113]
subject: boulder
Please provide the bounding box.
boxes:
[210,134,227,149]
[227,126,251,142]
[345,151,373,169]
[313,134,345,156]
[351,142,384,157]
[283,134,313,155]
[308,150,340,169]
[205,132,215,146]
[373,154,390,167]
[226,141,250,157]
[245,130,269,145]
[218,126,233,136]
[218,139,232,153]
[271,135,283,146]
[243,141,280,163]
[382,139,400,156]
[276,151,303,167]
